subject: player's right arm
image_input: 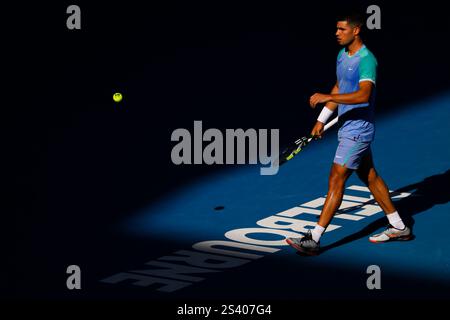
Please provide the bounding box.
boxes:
[310,81,338,138]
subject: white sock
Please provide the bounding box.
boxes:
[311,224,326,243]
[386,211,405,230]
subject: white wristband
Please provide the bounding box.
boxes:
[317,106,334,124]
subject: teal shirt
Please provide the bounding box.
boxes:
[336,45,378,142]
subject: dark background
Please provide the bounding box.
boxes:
[7,0,450,302]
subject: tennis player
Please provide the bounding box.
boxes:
[286,12,411,255]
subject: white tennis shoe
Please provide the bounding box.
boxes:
[369,224,412,243]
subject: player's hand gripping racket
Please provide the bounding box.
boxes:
[277,117,338,166]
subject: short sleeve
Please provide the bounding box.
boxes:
[359,54,377,84]
[337,48,345,61]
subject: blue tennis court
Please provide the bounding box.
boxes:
[98,91,450,300]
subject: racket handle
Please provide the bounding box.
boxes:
[324,117,338,131]
[308,117,339,142]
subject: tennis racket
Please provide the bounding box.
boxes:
[277,117,338,166]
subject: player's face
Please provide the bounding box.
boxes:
[336,21,357,46]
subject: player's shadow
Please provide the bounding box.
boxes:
[320,169,450,253]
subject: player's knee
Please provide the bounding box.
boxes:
[358,169,378,186]
[367,169,378,185]
[329,166,347,187]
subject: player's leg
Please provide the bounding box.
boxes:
[356,152,412,242]
[317,163,353,228]
[356,151,396,214]
[286,138,357,255]
[285,162,352,255]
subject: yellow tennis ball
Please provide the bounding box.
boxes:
[113,92,123,102]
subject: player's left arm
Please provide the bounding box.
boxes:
[329,81,373,104]
[310,81,373,107]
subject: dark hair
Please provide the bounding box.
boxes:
[336,11,365,29]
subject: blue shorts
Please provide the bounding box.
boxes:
[334,137,371,170]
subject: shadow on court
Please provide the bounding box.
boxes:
[321,169,450,253]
